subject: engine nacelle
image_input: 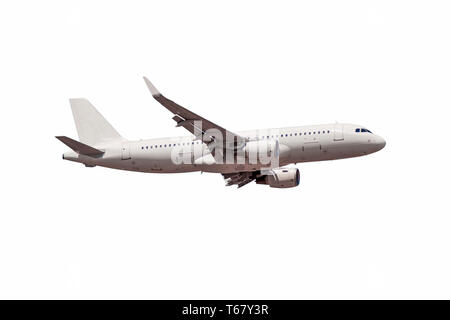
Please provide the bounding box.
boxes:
[256,167,300,188]
[243,140,279,165]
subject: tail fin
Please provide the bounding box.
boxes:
[69,98,123,146]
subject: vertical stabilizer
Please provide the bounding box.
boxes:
[69,98,123,146]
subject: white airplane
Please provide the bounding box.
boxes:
[57,77,386,188]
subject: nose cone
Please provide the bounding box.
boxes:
[373,135,386,151]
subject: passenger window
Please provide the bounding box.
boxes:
[356,128,360,132]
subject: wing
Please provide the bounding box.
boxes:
[143,77,247,150]
[222,171,261,188]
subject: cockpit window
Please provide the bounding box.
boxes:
[356,128,373,133]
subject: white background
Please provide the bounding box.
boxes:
[1,0,449,299]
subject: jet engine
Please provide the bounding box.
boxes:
[256,167,300,188]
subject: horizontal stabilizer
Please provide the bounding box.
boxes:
[55,136,104,157]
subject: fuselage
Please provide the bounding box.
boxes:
[63,123,386,174]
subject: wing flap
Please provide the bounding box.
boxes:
[222,171,260,188]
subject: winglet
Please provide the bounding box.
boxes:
[143,76,161,97]
[56,136,104,157]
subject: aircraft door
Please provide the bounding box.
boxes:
[121,142,131,160]
[333,123,344,141]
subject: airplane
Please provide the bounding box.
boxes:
[56,77,386,188]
